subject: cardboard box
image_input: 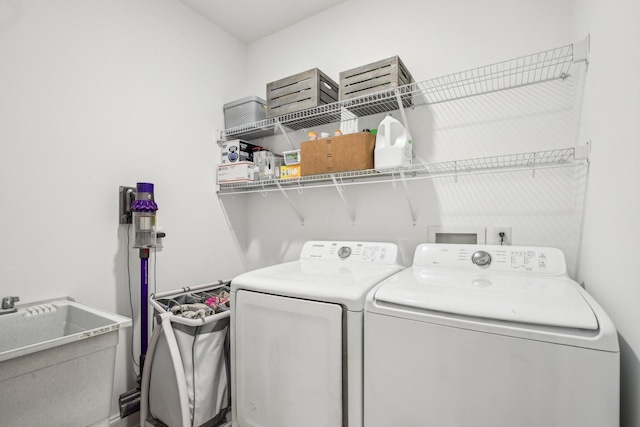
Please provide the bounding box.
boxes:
[220,139,265,164]
[217,162,255,184]
[300,132,375,176]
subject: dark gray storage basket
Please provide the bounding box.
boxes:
[339,56,414,116]
[266,68,339,118]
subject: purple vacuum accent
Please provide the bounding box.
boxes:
[132,182,158,212]
[141,255,149,356]
[131,199,158,212]
[136,182,154,193]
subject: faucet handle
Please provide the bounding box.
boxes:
[1,296,19,309]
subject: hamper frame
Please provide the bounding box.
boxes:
[140,281,232,427]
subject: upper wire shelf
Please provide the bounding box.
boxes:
[217,148,585,195]
[219,42,578,142]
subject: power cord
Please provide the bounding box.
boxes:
[151,246,157,334]
[153,246,157,301]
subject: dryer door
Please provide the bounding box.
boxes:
[235,290,343,427]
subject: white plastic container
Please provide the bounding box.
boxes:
[374,115,412,170]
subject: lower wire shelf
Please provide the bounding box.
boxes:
[216,147,586,195]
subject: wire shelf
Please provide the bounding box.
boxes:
[220,43,576,141]
[217,148,581,194]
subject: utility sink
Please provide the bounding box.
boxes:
[0,297,131,427]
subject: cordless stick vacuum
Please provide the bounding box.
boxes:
[119,182,160,419]
[132,182,158,359]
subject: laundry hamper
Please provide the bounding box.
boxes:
[140,281,232,427]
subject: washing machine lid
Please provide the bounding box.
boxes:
[232,241,404,311]
[373,268,598,330]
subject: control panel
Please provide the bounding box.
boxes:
[413,244,566,275]
[300,241,399,264]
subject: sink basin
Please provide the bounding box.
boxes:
[0,297,131,426]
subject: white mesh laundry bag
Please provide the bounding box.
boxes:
[142,283,231,427]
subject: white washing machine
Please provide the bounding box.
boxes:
[231,240,404,427]
[364,244,619,427]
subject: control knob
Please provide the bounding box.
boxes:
[338,246,352,259]
[471,251,492,268]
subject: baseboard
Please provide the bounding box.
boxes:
[110,413,139,427]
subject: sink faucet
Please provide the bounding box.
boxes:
[1,296,19,310]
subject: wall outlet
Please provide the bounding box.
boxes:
[486,226,512,246]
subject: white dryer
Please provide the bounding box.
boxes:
[231,241,403,427]
[364,244,619,427]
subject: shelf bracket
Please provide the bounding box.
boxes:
[573,35,590,64]
[575,141,591,162]
[530,153,537,178]
[275,120,296,150]
[398,171,417,225]
[331,176,355,223]
[275,181,305,224]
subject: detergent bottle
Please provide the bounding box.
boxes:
[374,115,412,170]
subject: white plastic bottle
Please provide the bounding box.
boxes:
[374,115,412,170]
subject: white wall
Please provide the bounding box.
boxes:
[239,0,639,424]
[245,0,573,99]
[230,0,580,270]
[571,1,640,426]
[0,0,246,418]
[236,0,638,424]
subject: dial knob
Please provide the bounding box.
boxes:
[471,251,492,267]
[338,246,352,259]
